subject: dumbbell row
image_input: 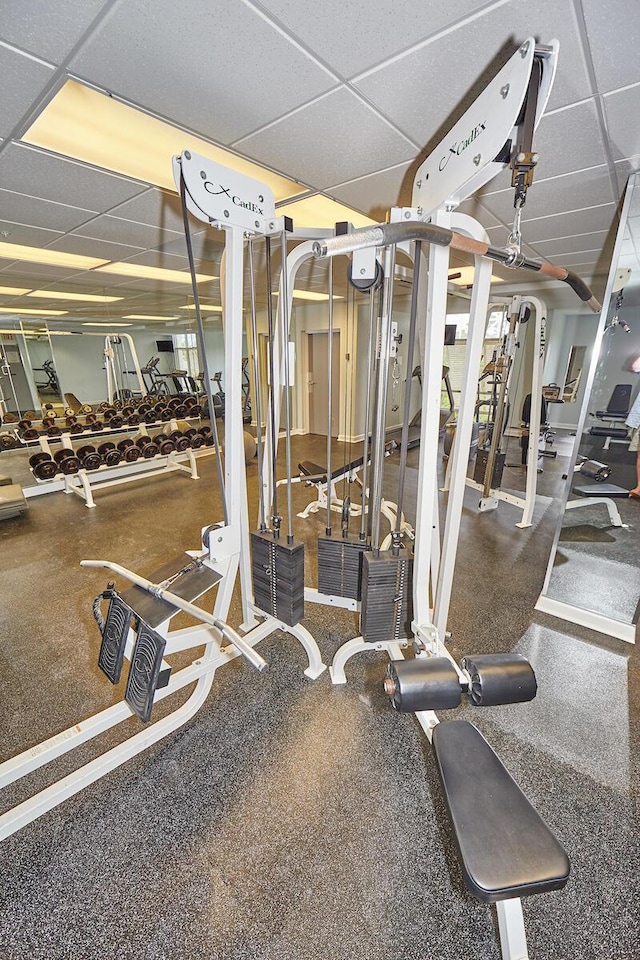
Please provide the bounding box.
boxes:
[28,427,213,480]
[16,399,201,440]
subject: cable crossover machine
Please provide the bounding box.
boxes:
[0,37,601,960]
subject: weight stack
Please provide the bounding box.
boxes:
[251,531,304,627]
[473,449,506,488]
[317,536,368,600]
[359,549,413,644]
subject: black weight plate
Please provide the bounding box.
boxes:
[103,407,116,420]
[104,449,122,467]
[60,456,81,475]
[83,453,102,471]
[199,425,211,436]
[204,434,214,446]
[69,423,83,435]
[18,419,32,430]
[118,438,134,451]
[77,445,96,459]
[92,420,105,431]
[123,446,141,462]
[23,428,41,440]
[184,428,197,438]
[127,414,141,426]
[136,436,152,447]
[98,442,116,454]
[190,434,205,449]
[121,406,134,417]
[183,395,197,409]
[29,451,52,468]
[86,413,98,423]
[54,448,74,463]
[65,416,77,426]
[34,460,57,480]
[168,398,181,411]
[144,411,157,423]
[174,436,190,452]
[158,439,175,455]
[175,405,187,417]
[141,442,159,458]
[109,416,124,429]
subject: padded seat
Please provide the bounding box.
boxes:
[432,720,570,903]
[573,482,629,498]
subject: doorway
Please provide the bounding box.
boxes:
[308,331,340,437]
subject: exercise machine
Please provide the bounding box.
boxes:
[103,333,145,403]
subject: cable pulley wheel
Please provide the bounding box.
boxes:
[347,259,384,292]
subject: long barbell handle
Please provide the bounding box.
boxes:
[313,221,601,313]
[81,559,268,672]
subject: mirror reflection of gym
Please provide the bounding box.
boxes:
[537,172,640,643]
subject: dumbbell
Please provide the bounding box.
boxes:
[127,413,141,426]
[0,434,19,449]
[23,428,41,440]
[183,395,198,410]
[97,441,122,467]
[18,418,32,431]
[184,428,204,449]
[117,438,140,462]
[23,410,37,420]
[174,404,188,418]
[109,416,125,429]
[53,449,81,475]
[77,445,102,471]
[121,405,135,417]
[169,431,190,452]
[65,415,78,426]
[138,403,151,415]
[31,454,58,480]
[81,404,93,415]
[153,435,176,455]
[69,422,84,435]
[3,412,17,423]
[102,407,116,421]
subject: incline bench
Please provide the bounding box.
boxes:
[433,719,569,959]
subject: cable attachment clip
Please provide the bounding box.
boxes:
[506,200,523,255]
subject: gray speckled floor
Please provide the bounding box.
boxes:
[0,434,638,960]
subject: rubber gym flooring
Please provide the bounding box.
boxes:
[0,432,638,960]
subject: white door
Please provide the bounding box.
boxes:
[308,332,340,437]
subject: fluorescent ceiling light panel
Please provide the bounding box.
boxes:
[83,321,132,327]
[0,241,107,271]
[94,262,214,283]
[448,266,504,287]
[273,289,343,301]
[27,290,124,302]
[0,285,31,296]
[123,314,180,320]
[276,194,376,230]
[0,307,68,315]
[23,79,307,204]
[179,303,222,312]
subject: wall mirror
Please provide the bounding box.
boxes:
[537,171,640,644]
[19,322,64,408]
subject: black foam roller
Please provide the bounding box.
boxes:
[385,657,461,712]
[578,459,611,482]
[460,654,537,706]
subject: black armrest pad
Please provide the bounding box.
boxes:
[432,720,570,903]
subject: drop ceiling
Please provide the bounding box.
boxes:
[0,0,638,326]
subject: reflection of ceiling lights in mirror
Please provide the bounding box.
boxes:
[94,263,215,283]
[27,290,124,302]
[179,303,222,312]
[0,241,107,270]
[0,306,68,315]
[448,266,504,286]
[274,289,344,301]
[22,79,307,203]
[83,321,132,327]
[123,314,180,321]
[0,285,31,296]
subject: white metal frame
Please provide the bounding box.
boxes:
[104,333,146,403]
[0,156,326,843]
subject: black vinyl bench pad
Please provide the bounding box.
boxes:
[432,720,570,903]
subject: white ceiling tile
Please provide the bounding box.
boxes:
[0,143,147,211]
[546,250,604,266]
[0,189,96,231]
[328,162,414,218]
[256,0,490,77]
[119,251,190,270]
[478,166,616,223]
[44,235,145,261]
[0,219,61,245]
[581,0,640,95]
[525,101,607,181]
[0,45,54,138]
[603,85,640,162]
[533,231,609,257]
[237,89,415,189]
[517,204,617,243]
[0,261,85,280]
[0,1,111,64]
[354,0,591,146]
[74,215,183,249]
[109,188,186,232]
[70,0,336,144]
[158,229,224,261]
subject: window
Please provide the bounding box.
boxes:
[173,332,199,377]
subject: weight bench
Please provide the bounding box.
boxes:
[433,719,570,959]
[292,441,397,520]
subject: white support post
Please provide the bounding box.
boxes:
[413,219,450,628]
[496,898,529,960]
[516,296,546,529]
[223,224,256,630]
[434,217,493,638]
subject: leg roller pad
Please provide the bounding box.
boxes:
[385,657,461,712]
[461,654,537,706]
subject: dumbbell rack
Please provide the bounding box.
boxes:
[23,420,213,508]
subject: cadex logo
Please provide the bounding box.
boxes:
[203,179,264,216]
[438,122,486,171]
